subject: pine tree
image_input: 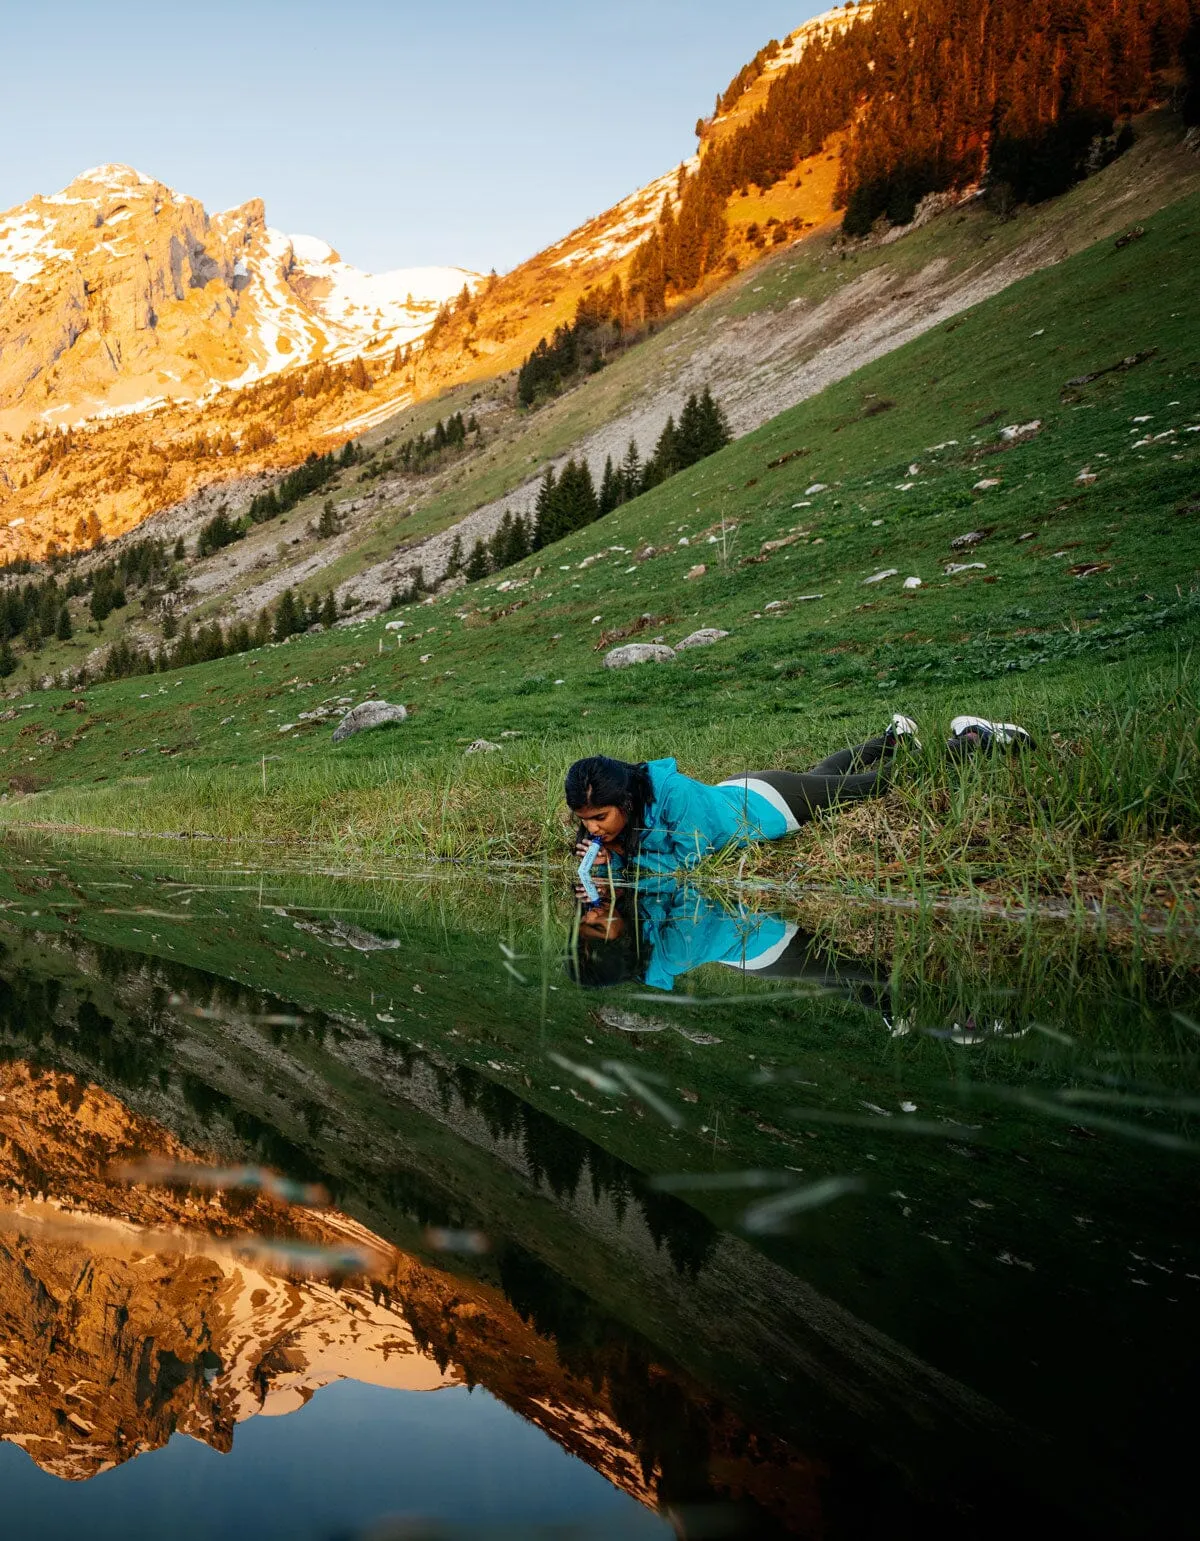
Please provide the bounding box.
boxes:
[620,440,642,501]
[464,539,490,581]
[698,386,731,454]
[321,591,337,627]
[552,458,598,537]
[55,606,72,641]
[598,455,622,516]
[490,512,515,569]
[318,500,339,538]
[647,416,680,486]
[445,533,465,577]
[509,514,532,564]
[273,589,300,641]
[162,608,178,640]
[533,466,558,548]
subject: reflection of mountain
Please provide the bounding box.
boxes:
[0,1061,799,1523]
[0,1062,456,1480]
[0,916,1018,1534]
[3,854,1195,1536]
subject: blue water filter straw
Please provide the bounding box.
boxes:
[577,836,603,903]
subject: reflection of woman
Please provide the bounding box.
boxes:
[572,882,886,999]
[566,715,1031,878]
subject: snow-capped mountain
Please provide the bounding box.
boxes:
[0,163,478,433]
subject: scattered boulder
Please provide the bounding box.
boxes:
[604,643,676,669]
[804,482,829,495]
[950,529,990,549]
[332,701,409,743]
[862,568,899,585]
[596,1007,670,1033]
[973,478,1002,491]
[294,918,401,951]
[999,420,1042,441]
[903,576,923,589]
[944,562,988,575]
[465,739,501,754]
[1076,469,1098,484]
[676,628,730,650]
[684,563,707,580]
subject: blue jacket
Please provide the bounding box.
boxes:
[636,884,794,992]
[610,757,789,876]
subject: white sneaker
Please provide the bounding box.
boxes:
[949,715,1034,749]
[886,712,922,750]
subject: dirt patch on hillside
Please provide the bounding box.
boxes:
[155,115,1199,622]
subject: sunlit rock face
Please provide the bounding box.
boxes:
[0,163,475,428]
[0,165,480,558]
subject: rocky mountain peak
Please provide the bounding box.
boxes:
[0,166,478,442]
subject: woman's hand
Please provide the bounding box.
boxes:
[575,838,609,867]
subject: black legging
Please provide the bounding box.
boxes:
[729,922,892,1012]
[736,735,892,828]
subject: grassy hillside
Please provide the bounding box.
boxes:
[8,113,1195,698]
[3,187,1199,910]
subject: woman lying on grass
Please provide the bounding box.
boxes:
[566,714,1032,879]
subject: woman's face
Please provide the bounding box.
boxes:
[579,906,625,941]
[574,802,628,844]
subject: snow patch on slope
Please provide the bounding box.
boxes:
[549,159,698,273]
[287,233,476,347]
[0,212,73,288]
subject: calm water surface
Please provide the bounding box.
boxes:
[0,841,1195,1539]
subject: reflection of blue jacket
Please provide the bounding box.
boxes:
[611,757,788,876]
[635,884,794,993]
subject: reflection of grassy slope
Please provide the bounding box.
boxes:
[0,848,1196,1527]
[3,186,1200,903]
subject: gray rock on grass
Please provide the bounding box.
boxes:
[676,628,730,650]
[465,739,501,754]
[332,701,409,743]
[604,643,676,669]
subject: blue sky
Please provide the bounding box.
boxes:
[1,1,828,275]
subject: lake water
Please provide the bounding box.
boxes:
[0,839,1195,1539]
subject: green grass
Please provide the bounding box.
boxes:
[3,184,1200,908]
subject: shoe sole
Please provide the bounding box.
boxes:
[949,715,1032,747]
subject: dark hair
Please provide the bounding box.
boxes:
[566,890,644,989]
[564,756,654,861]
